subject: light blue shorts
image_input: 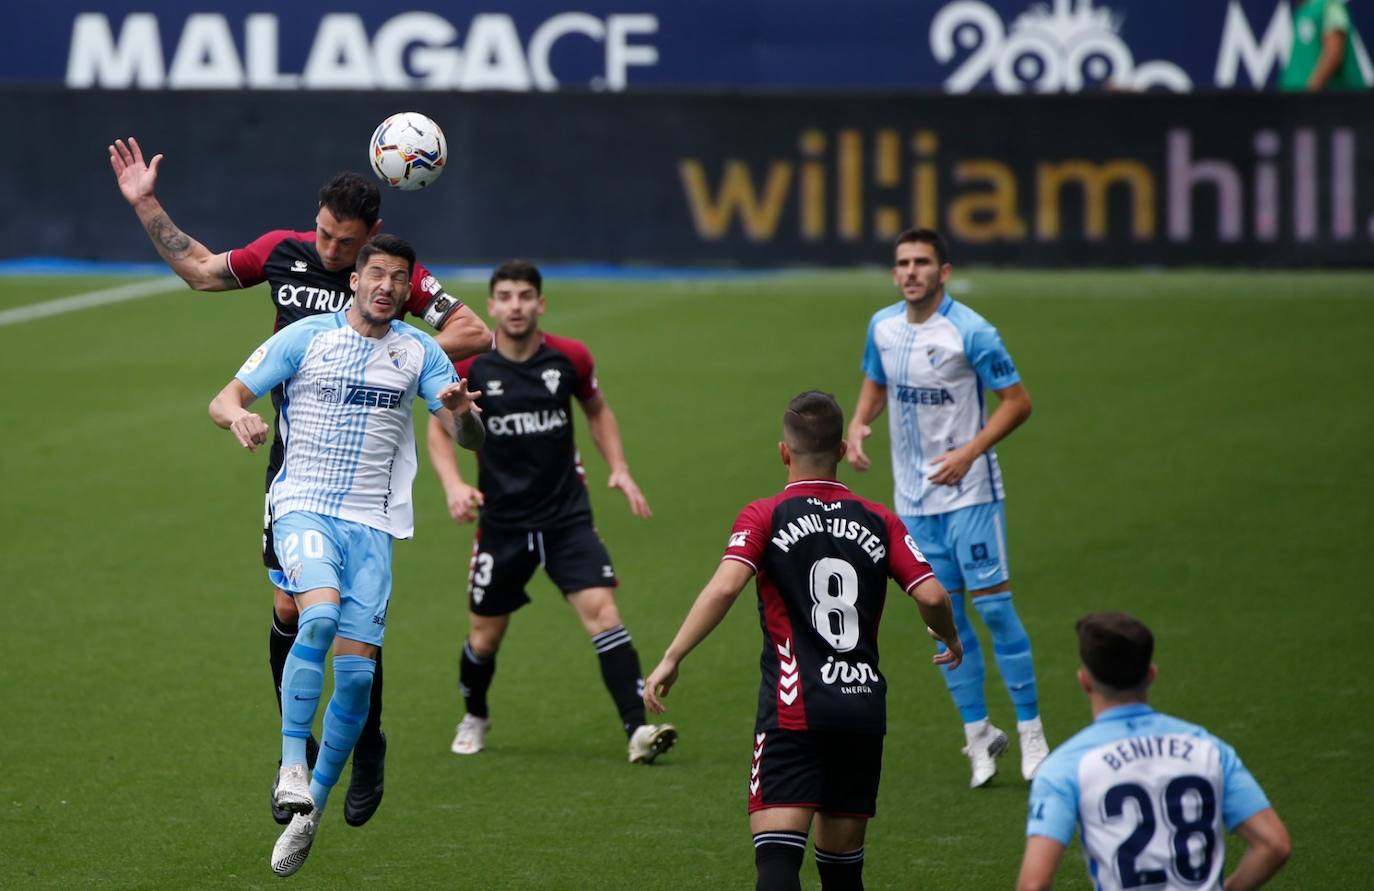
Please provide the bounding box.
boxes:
[902,501,1010,594]
[271,510,393,646]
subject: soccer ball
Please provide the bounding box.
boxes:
[369,112,447,191]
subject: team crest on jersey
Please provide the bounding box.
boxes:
[486,380,504,396]
[926,346,947,367]
[317,379,342,404]
[239,346,267,375]
[729,530,749,548]
[541,368,562,394]
[386,344,412,371]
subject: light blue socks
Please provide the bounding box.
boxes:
[280,602,340,767]
[309,655,376,811]
[939,592,989,723]
[972,592,1039,721]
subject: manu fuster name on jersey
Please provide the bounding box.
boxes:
[486,408,569,436]
[771,514,888,562]
[276,284,352,312]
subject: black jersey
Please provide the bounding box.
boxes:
[455,334,600,530]
[227,229,460,333]
[722,480,936,733]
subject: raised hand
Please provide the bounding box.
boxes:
[108,137,163,206]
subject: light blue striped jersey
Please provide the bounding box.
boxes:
[236,312,459,539]
[1027,704,1270,891]
[861,295,1020,516]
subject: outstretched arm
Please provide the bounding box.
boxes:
[846,377,887,472]
[109,137,237,291]
[928,381,1032,486]
[209,379,269,452]
[581,395,651,518]
[1225,808,1291,891]
[643,559,755,712]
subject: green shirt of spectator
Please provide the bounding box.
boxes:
[1280,0,1370,91]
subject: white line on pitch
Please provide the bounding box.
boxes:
[0,277,185,327]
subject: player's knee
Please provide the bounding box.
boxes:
[331,656,376,715]
[971,591,1016,631]
[467,626,504,659]
[296,602,341,650]
[574,589,622,633]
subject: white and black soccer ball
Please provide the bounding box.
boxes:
[369,112,447,191]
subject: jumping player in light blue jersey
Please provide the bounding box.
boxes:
[209,234,484,878]
[1017,613,1290,891]
[847,227,1046,788]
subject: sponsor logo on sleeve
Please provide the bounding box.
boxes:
[239,346,267,375]
[729,530,749,548]
[904,534,928,564]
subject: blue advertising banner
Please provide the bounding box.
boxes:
[5,1,1371,92]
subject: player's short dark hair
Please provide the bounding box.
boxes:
[319,172,382,230]
[1076,612,1154,693]
[355,233,416,278]
[490,259,542,295]
[895,227,950,266]
[783,391,844,458]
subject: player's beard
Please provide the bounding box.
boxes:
[358,291,405,325]
[905,277,941,307]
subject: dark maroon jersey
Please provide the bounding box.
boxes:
[226,229,462,332]
[455,333,599,530]
[722,480,936,733]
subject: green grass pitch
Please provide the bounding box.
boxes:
[1,269,1371,888]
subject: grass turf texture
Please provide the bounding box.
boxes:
[1,270,1370,889]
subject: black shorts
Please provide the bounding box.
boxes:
[261,396,287,572]
[467,522,617,616]
[747,730,884,818]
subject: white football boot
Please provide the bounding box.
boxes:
[628,723,678,764]
[451,714,491,755]
[1018,717,1050,781]
[962,722,1009,789]
[272,763,314,815]
[271,808,321,877]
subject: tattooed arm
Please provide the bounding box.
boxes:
[109,137,239,292]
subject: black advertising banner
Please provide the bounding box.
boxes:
[5,89,1373,267]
